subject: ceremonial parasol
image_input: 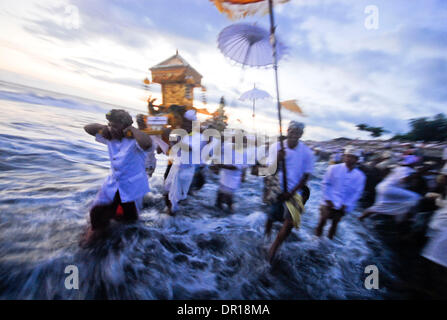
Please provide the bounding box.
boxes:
[211,0,290,192]
[239,84,271,130]
[218,23,286,67]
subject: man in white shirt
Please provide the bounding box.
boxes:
[422,164,447,268]
[82,109,152,242]
[359,154,421,221]
[137,116,170,179]
[164,109,209,215]
[316,146,366,239]
[215,139,248,212]
[265,121,314,261]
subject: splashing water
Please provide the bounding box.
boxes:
[0,81,423,299]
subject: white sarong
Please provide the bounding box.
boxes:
[429,208,447,233]
[365,166,421,220]
[164,164,196,212]
[422,230,447,268]
[368,183,421,215]
[422,196,447,268]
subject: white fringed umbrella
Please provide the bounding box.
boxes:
[212,0,290,193]
[218,23,286,67]
[239,85,271,130]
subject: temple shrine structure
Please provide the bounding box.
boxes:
[150,51,203,108]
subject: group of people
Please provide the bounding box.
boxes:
[81,107,447,268]
[328,141,447,269]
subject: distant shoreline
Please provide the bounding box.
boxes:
[0,79,146,115]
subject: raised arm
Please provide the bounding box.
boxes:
[126,126,152,151]
[84,123,106,136]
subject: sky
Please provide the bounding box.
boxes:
[0,0,446,140]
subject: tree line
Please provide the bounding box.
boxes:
[356,113,447,142]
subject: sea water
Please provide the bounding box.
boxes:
[0,80,411,299]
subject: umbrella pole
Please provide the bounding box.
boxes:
[252,99,256,133]
[268,0,288,193]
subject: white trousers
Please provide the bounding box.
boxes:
[422,230,447,268]
[165,164,196,212]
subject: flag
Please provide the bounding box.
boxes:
[280,100,305,116]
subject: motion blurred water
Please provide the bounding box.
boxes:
[0,81,420,299]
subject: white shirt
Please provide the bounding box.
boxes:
[144,135,170,170]
[172,132,209,168]
[95,134,150,203]
[381,166,415,188]
[428,195,447,232]
[144,137,157,169]
[322,163,366,213]
[219,142,248,190]
[269,140,314,192]
[145,151,156,169]
[220,167,244,190]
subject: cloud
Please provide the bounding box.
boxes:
[408,57,447,103]
[21,1,154,48]
[1,0,447,140]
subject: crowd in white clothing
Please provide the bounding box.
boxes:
[83,109,447,269]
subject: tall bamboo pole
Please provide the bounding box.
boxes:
[268,0,288,193]
[252,83,256,133]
